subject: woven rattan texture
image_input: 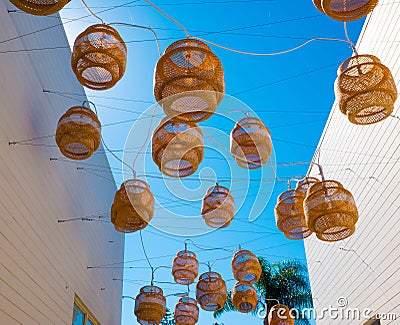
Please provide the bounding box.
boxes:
[231,250,262,284]
[10,0,70,15]
[231,282,258,313]
[313,0,378,21]
[295,177,320,194]
[196,272,227,312]
[55,106,101,160]
[172,250,199,285]
[268,304,295,325]
[71,24,127,90]
[174,297,199,325]
[201,185,235,228]
[134,286,166,325]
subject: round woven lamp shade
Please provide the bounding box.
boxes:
[196,272,227,312]
[152,118,204,178]
[55,106,101,160]
[172,250,199,285]
[9,0,70,16]
[134,285,166,325]
[295,177,320,194]
[111,179,154,233]
[231,250,261,284]
[231,282,258,313]
[71,24,127,91]
[268,304,294,325]
[312,0,378,21]
[154,39,224,123]
[201,185,235,228]
[230,117,272,169]
[336,54,397,125]
[304,180,359,242]
[174,297,199,325]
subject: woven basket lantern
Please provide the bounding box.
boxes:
[231,282,258,313]
[55,106,101,160]
[111,179,154,233]
[230,117,272,169]
[134,285,166,325]
[152,118,204,178]
[174,297,199,325]
[71,24,127,91]
[231,250,261,284]
[201,185,235,228]
[172,250,199,285]
[196,272,227,312]
[9,0,70,16]
[295,177,320,194]
[268,304,295,325]
[336,54,397,125]
[304,180,359,242]
[312,0,378,21]
[154,39,224,123]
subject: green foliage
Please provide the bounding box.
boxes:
[161,308,176,325]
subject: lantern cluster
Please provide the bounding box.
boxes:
[174,297,199,325]
[312,0,378,21]
[134,285,166,325]
[196,271,227,312]
[9,0,70,16]
[201,185,235,228]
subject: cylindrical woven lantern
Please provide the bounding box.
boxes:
[196,272,227,312]
[268,304,294,325]
[304,180,359,242]
[9,0,70,16]
[71,24,127,90]
[230,117,272,169]
[154,39,224,123]
[152,118,204,178]
[336,54,397,125]
[134,285,166,325]
[55,106,101,160]
[312,0,378,21]
[111,179,154,233]
[172,250,199,285]
[201,185,235,228]
[295,177,320,194]
[231,250,261,284]
[231,282,258,313]
[174,297,199,325]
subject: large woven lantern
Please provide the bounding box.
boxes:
[312,0,378,21]
[268,304,294,325]
[231,249,261,284]
[55,106,101,160]
[71,24,127,90]
[201,185,235,228]
[172,250,199,285]
[152,118,204,178]
[295,177,320,194]
[111,179,154,233]
[336,54,397,125]
[9,0,70,16]
[304,180,359,242]
[174,297,199,325]
[230,117,272,169]
[154,39,224,123]
[134,285,166,325]
[196,272,227,312]
[231,282,258,313]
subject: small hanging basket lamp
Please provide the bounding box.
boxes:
[9,0,70,16]
[295,177,320,194]
[230,117,272,169]
[174,297,199,325]
[231,249,261,284]
[71,24,127,90]
[201,185,235,228]
[172,250,199,285]
[111,179,154,233]
[55,106,101,160]
[304,180,359,242]
[336,54,398,125]
[196,272,227,312]
[268,304,294,325]
[312,0,378,21]
[231,282,258,313]
[134,285,166,325]
[154,39,225,123]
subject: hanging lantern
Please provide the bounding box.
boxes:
[231,250,261,284]
[304,180,359,242]
[154,39,224,123]
[9,0,70,16]
[268,304,294,325]
[336,54,397,125]
[174,297,199,325]
[201,185,235,228]
[230,117,272,169]
[231,282,258,313]
[312,0,378,21]
[55,106,101,160]
[134,285,166,325]
[152,118,204,178]
[196,272,227,312]
[172,250,199,285]
[295,177,320,194]
[71,24,127,90]
[111,179,154,233]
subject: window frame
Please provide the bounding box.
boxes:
[73,295,100,325]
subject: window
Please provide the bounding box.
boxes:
[72,296,100,325]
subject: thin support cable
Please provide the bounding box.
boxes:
[343,22,358,55]
[140,230,154,285]
[81,0,104,24]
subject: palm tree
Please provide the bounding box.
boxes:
[161,308,175,325]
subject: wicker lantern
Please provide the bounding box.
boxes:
[295,177,320,194]
[134,285,166,325]
[201,185,235,228]
[174,297,199,325]
[231,250,261,284]
[172,250,199,285]
[111,179,154,233]
[231,282,258,313]
[55,106,101,160]
[152,118,204,178]
[312,0,378,21]
[71,24,127,90]
[336,54,397,125]
[196,272,227,312]
[268,304,294,325]
[304,180,359,242]
[230,117,272,169]
[154,39,224,123]
[9,0,70,16]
